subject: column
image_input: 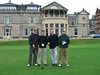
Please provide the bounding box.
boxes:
[67,23,69,35]
[48,10,50,17]
[53,10,55,17]
[59,23,61,36]
[54,23,55,34]
[58,10,60,17]
[63,10,64,17]
[48,23,50,36]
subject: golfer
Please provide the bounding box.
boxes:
[48,29,58,66]
[27,28,39,67]
[37,30,48,66]
[58,29,70,67]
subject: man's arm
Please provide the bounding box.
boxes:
[48,36,50,45]
[29,35,33,46]
[58,36,62,45]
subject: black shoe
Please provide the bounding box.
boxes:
[55,64,58,67]
[51,64,55,66]
[44,64,48,66]
[37,64,40,66]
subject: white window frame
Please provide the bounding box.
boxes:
[29,17,36,24]
[4,17,11,24]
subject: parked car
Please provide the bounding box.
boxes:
[90,34,100,38]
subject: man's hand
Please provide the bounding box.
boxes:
[62,41,66,45]
[41,43,44,47]
[48,42,50,45]
[33,44,35,48]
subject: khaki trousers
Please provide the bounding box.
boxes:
[37,48,47,64]
[59,48,68,65]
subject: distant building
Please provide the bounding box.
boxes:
[68,9,89,37]
[0,1,90,39]
[94,8,100,34]
[89,15,95,34]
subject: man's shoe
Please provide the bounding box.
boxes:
[37,64,40,66]
[55,64,58,67]
[33,64,37,66]
[51,64,55,66]
[44,64,48,66]
[66,64,69,67]
[58,64,62,67]
[27,64,31,67]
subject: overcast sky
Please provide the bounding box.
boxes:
[0,0,100,18]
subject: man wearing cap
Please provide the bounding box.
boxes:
[58,29,70,67]
[27,28,39,67]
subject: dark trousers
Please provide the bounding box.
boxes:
[28,46,38,65]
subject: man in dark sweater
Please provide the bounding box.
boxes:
[37,30,48,66]
[58,29,70,67]
[48,29,58,66]
[27,28,39,67]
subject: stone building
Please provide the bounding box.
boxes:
[0,1,89,39]
[94,8,100,34]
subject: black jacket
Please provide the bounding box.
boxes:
[48,34,58,49]
[39,36,48,48]
[29,33,39,47]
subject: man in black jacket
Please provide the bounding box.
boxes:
[48,29,58,66]
[27,28,39,67]
[37,30,48,66]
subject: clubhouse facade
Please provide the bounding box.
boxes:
[0,1,89,39]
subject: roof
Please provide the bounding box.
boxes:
[77,8,89,15]
[25,2,41,7]
[0,2,18,6]
[41,1,68,11]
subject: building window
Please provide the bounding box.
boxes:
[55,24,59,28]
[61,24,64,34]
[45,24,48,28]
[4,29,5,36]
[50,10,53,17]
[55,29,59,35]
[83,24,85,27]
[46,29,48,36]
[74,29,78,35]
[4,17,11,24]
[45,11,48,17]
[50,23,53,28]
[4,29,11,36]
[30,29,33,34]
[25,28,28,36]
[10,29,11,36]
[61,24,64,28]
[37,28,39,35]
[60,11,63,17]
[72,19,74,25]
[99,29,100,33]
[29,17,35,24]
[61,29,63,34]
[45,24,48,36]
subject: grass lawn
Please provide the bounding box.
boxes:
[0,39,100,75]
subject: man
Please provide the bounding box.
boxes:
[27,28,39,67]
[48,29,58,66]
[58,29,70,67]
[37,30,48,66]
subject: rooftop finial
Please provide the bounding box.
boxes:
[9,0,11,3]
[31,2,33,4]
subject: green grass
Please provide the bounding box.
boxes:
[0,39,100,75]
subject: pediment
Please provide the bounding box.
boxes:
[41,1,68,11]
